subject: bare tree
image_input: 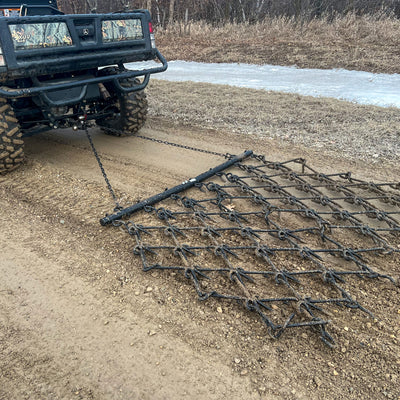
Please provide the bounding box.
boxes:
[86,0,98,13]
[169,0,175,24]
[57,0,400,21]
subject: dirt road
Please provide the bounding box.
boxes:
[1,116,399,399]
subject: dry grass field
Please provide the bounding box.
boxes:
[156,13,400,73]
[147,80,400,164]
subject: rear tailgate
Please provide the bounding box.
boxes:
[0,10,156,79]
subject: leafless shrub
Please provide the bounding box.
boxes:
[58,0,400,25]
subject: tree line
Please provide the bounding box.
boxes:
[58,0,400,24]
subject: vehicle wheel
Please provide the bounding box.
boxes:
[0,98,24,174]
[97,78,148,137]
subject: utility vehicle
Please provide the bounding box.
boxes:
[0,0,167,173]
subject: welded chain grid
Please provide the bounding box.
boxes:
[112,154,400,347]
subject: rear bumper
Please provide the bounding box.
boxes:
[0,49,167,103]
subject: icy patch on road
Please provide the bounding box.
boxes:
[126,60,400,108]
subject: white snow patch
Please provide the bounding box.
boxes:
[126,60,400,108]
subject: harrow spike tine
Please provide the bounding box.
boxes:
[273,313,296,339]
[255,299,272,311]
[275,271,300,285]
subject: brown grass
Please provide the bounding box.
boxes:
[147,79,400,162]
[155,13,400,73]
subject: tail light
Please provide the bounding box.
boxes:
[0,43,5,66]
[149,22,156,49]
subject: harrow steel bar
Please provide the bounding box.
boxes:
[100,150,253,225]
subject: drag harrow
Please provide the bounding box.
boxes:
[102,151,400,347]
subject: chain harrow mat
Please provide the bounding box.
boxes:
[103,152,400,347]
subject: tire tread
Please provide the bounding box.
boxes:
[96,77,148,137]
[0,100,24,174]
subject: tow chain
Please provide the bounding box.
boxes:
[85,128,122,211]
[102,125,230,158]
[85,125,231,211]
[136,134,230,158]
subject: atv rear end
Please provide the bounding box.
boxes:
[0,9,167,126]
[0,5,167,173]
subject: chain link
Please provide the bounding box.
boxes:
[136,134,230,158]
[102,125,230,158]
[85,128,122,211]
